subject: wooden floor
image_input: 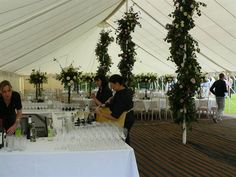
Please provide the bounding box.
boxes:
[130,118,236,177]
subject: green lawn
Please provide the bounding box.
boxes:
[225,93,236,115]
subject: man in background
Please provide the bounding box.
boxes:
[210,73,228,123]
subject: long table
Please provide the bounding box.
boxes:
[0,144,138,177]
[0,112,140,177]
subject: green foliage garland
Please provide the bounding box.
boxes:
[116,7,141,86]
[163,74,175,84]
[134,73,157,83]
[164,0,206,127]
[95,30,114,76]
[80,73,96,83]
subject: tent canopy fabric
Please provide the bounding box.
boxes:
[0,0,236,76]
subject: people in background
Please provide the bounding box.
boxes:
[210,73,227,123]
[0,80,22,134]
[91,75,113,106]
[95,74,135,145]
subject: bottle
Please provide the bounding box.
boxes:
[27,116,32,139]
[0,122,4,149]
[47,118,54,141]
[84,104,90,121]
[30,122,36,142]
[85,104,90,113]
[15,119,22,137]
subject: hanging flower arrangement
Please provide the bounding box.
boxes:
[95,29,114,76]
[28,69,47,102]
[116,6,141,86]
[164,0,206,143]
[54,58,81,103]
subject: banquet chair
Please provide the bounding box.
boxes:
[133,100,146,120]
[197,98,210,119]
[164,97,173,121]
[149,99,161,120]
[96,107,127,127]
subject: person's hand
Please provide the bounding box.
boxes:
[95,106,101,114]
[7,123,17,135]
[90,93,96,99]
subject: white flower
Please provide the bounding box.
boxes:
[180,99,184,103]
[183,12,188,16]
[68,82,71,86]
[190,78,196,84]
[180,109,183,112]
[70,80,74,84]
[181,23,184,27]
[73,76,77,80]
[66,76,70,80]
[181,63,184,67]
[175,24,179,28]
[190,4,194,9]
[179,85,183,89]
[180,6,183,11]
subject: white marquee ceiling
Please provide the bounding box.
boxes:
[0,0,236,76]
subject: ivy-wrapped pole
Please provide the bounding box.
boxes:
[182,43,187,144]
[116,6,141,87]
[165,0,206,144]
[95,30,114,77]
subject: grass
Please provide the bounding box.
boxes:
[225,93,236,115]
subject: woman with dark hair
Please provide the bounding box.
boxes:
[95,74,135,144]
[91,75,112,106]
[0,80,22,135]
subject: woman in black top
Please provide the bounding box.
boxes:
[0,80,22,134]
[91,75,112,106]
[95,74,135,144]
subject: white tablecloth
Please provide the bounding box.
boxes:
[0,132,139,177]
[0,146,138,177]
[0,112,139,177]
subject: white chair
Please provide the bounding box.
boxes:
[164,97,173,121]
[149,99,161,120]
[133,100,146,120]
[196,97,210,119]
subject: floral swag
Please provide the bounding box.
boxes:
[116,6,141,87]
[95,29,114,76]
[164,0,206,143]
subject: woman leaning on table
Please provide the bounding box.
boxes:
[95,74,135,145]
[0,80,22,135]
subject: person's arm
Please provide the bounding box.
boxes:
[95,107,118,120]
[16,109,22,120]
[209,83,215,95]
[91,93,103,106]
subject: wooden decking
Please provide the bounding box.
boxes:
[130,118,236,177]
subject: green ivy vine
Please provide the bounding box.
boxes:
[95,30,114,76]
[116,6,141,86]
[164,0,206,127]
